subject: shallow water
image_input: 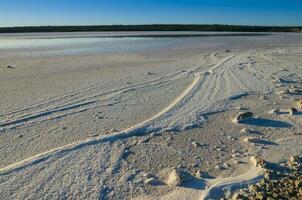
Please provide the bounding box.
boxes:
[0,36,170,56]
[0,32,301,56]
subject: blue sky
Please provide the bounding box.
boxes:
[1,0,302,27]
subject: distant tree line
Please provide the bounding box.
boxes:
[0,24,301,33]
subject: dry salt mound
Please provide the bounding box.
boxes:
[165,168,193,186]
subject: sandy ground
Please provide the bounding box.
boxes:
[0,32,302,199]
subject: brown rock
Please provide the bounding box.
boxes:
[233,112,254,123]
[256,192,265,199]
[289,89,302,95]
[192,141,200,148]
[251,156,266,168]
[264,172,271,180]
[272,193,278,198]
[249,184,259,193]
[289,108,298,115]
[227,155,302,200]
[232,193,244,200]
[6,65,15,69]
[290,155,301,164]
[299,188,302,196]
[297,100,302,109]
[269,109,280,114]
[244,137,260,143]
[295,179,302,188]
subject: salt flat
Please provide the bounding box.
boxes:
[0,32,302,199]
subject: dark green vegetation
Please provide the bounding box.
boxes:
[0,24,302,33]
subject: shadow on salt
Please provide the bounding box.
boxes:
[241,118,292,128]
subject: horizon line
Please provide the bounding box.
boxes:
[1,24,302,29]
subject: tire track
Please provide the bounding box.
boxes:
[0,71,187,131]
[0,70,203,174]
[200,157,263,200]
[0,52,275,199]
